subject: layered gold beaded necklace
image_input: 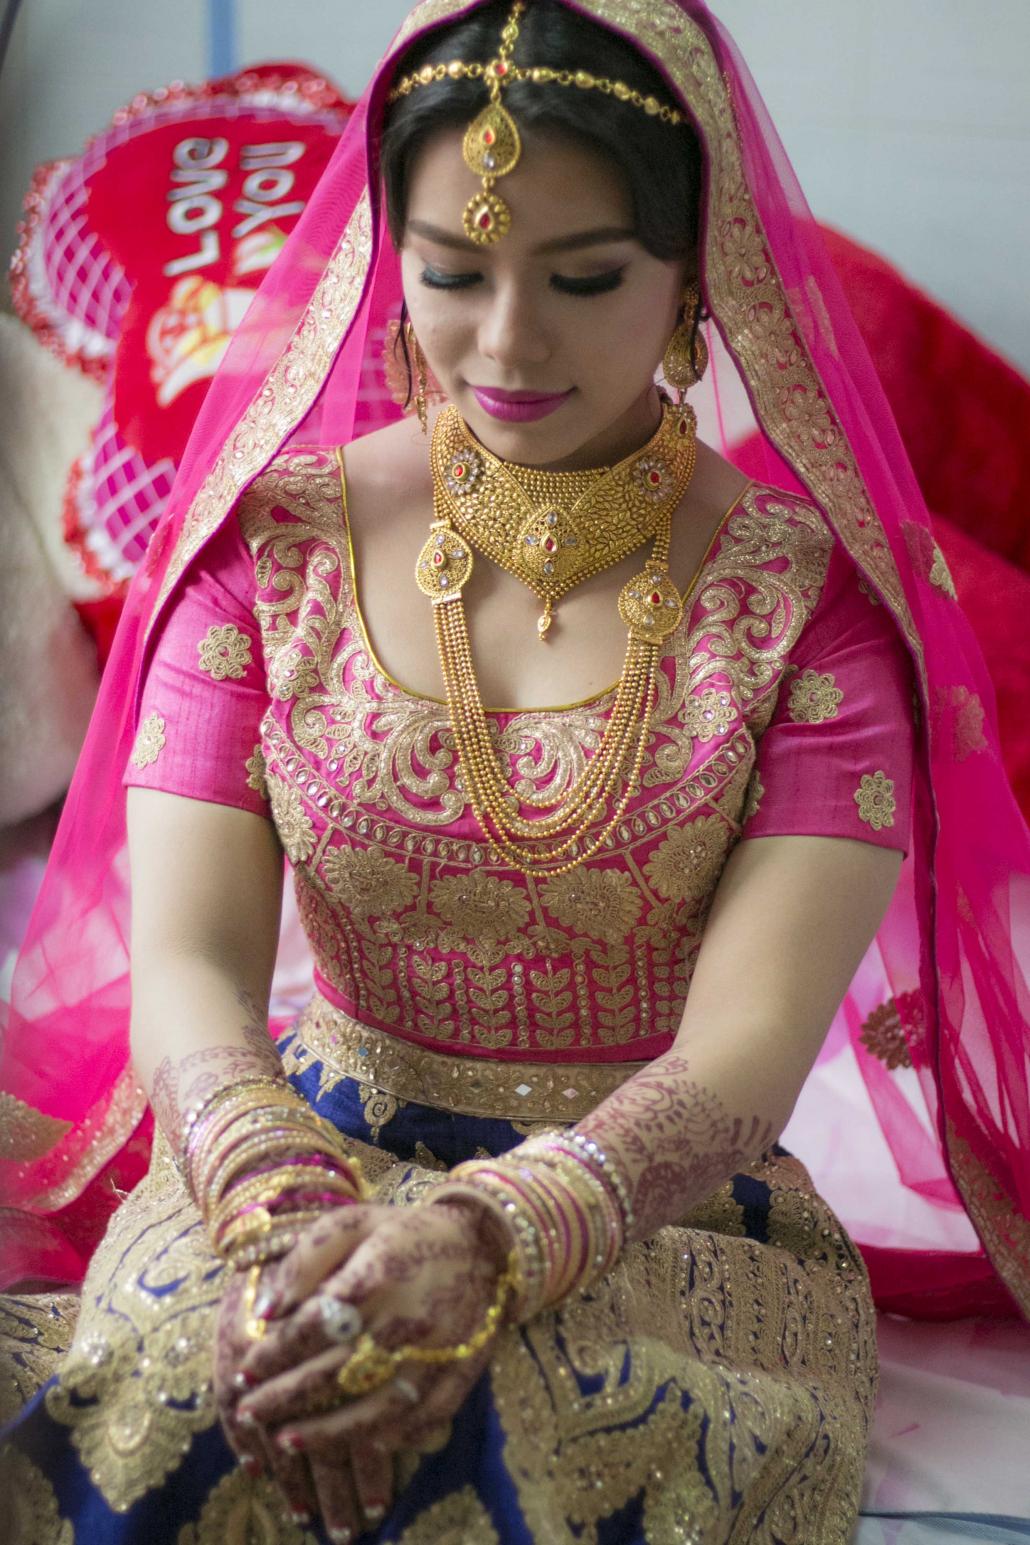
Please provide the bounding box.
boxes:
[415,399,698,875]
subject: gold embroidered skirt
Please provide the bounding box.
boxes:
[0,1008,877,1544]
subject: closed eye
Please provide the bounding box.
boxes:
[419,265,627,296]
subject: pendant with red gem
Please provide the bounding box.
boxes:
[415,524,474,602]
[618,566,684,642]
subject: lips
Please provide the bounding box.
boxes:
[471,385,575,422]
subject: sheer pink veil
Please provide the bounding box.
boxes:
[2,0,1027,1317]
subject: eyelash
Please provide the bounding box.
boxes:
[419,265,627,297]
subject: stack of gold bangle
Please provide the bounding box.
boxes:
[424,1130,634,1323]
[181,1076,370,1269]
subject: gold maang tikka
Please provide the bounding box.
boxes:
[388,0,687,247]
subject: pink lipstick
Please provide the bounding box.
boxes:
[471,386,574,422]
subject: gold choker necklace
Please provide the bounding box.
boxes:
[429,398,697,639]
[415,402,698,876]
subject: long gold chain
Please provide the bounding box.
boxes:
[415,409,698,876]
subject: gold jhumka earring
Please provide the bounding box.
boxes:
[662,282,709,403]
[406,321,430,436]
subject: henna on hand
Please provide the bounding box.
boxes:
[150,987,286,1163]
[576,1050,775,1243]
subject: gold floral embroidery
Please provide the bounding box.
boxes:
[854,769,896,831]
[933,684,988,762]
[395,1486,500,1544]
[196,623,253,681]
[20,1066,149,1212]
[929,542,958,600]
[244,744,268,799]
[0,1291,78,1423]
[178,1463,309,1544]
[431,871,530,943]
[644,814,734,902]
[788,668,843,725]
[0,1092,72,1161]
[322,842,418,917]
[266,773,315,863]
[858,996,917,1070]
[130,712,166,770]
[682,687,735,742]
[742,768,765,822]
[540,868,642,946]
[0,1446,73,1543]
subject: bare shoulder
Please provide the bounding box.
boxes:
[691,438,753,522]
[341,415,432,510]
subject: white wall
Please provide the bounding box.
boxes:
[2,2,1028,373]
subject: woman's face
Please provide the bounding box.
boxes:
[399,125,690,470]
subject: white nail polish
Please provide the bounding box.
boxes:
[364,1501,387,1522]
[328,1527,353,1544]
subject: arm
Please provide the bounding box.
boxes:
[574,831,903,1243]
[127,786,286,1164]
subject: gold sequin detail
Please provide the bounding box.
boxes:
[743,768,765,822]
[322,843,418,917]
[854,769,896,831]
[947,1122,1030,1319]
[395,1487,500,1544]
[244,744,268,799]
[282,993,645,1122]
[0,1092,72,1161]
[929,542,958,600]
[859,996,915,1070]
[196,623,253,681]
[0,1445,73,1543]
[266,773,316,863]
[0,1292,78,1424]
[788,668,842,724]
[644,814,734,902]
[130,712,166,770]
[177,1464,310,1544]
[933,684,988,762]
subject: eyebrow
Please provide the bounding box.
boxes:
[406,219,637,254]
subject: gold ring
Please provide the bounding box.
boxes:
[336,1333,397,1398]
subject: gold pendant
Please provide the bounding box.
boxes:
[618,566,683,643]
[415,522,474,602]
[463,102,521,179]
[537,600,553,641]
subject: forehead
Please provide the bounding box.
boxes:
[404,125,636,245]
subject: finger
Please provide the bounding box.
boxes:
[272,1373,423,1457]
[239,1342,351,1428]
[306,1447,363,1545]
[395,1353,491,1452]
[238,1289,363,1388]
[250,1205,379,1322]
[347,1439,396,1534]
[251,1425,320,1526]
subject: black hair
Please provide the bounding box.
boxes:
[379,0,704,402]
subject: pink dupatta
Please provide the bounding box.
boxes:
[2,0,1027,1319]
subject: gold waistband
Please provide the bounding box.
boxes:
[286,993,649,1123]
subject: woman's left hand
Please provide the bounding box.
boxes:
[232,1198,511,1540]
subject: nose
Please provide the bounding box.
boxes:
[477,278,551,375]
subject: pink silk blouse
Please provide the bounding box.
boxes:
[124,446,915,1066]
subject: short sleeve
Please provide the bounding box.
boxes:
[123,513,271,817]
[742,536,915,855]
